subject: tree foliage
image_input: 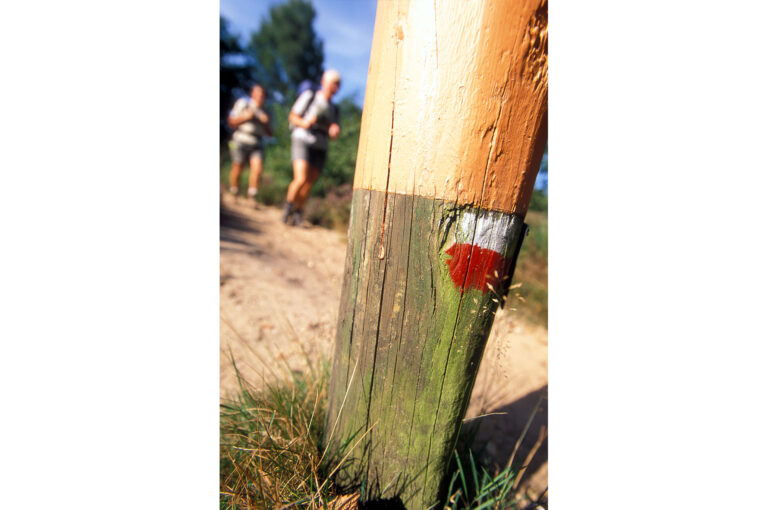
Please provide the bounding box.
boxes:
[248,0,324,100]
[221,2,362,213]
[220,16,252,149]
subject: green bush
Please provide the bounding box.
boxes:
[512,208,548,326]
[528,189,548,213]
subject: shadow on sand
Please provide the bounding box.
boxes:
[470,385,548,486]
[220,199,264,250]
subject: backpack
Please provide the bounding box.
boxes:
[297,79,318,98]
[290,81,319,129]
[296,80,320,117]
[290,80,339,134]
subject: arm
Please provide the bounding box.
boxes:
[289,91,318,130]
[253,109,269,125]
[328,103,341,139]
[289,110,317,130]
[255,109,273,137]
[227,108,254,129]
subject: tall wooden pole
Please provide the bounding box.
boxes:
[324,0,548,507]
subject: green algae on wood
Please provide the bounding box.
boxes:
[324,189,527,507]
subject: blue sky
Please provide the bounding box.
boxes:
[220,0,378,107]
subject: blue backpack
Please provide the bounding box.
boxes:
[297,79,318,97]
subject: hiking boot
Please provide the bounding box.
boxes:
[229,186,239,196]
[282,202,295,224]
[247,187,258,198]
[292,209,303,226]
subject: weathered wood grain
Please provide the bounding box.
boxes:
[325,190,527,507]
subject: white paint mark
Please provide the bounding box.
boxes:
[454,209,518,255]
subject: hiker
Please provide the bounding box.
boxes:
[282,69,342,226]
[228,84,272,199]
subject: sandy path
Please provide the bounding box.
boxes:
[219,193,547,498]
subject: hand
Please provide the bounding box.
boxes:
[253,108,268,123]
[328,123,340,139]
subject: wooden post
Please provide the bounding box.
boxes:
[323,0,548,507]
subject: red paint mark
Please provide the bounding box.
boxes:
[445,243,508,293]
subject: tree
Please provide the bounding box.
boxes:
[248,0,324,100]
[220,16,252,150]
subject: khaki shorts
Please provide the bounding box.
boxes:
[291,136,327,170]
[229,141,262,164]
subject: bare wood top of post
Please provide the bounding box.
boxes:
[354,0,548,216]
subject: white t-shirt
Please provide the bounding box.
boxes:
[230,98,269,146]
[290,90,339,150]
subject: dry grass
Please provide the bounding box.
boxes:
[220,361,544,509]
[220,361,350,509]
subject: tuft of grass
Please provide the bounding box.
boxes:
[220,362,349,509]
[221,360,545,509]
[441,424,527,510]
[442,449,519,510]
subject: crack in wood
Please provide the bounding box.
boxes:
[378,9,401,260]
[364,194,391,485]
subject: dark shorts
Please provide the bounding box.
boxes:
[229,141,263,164]
[291,136,327,170]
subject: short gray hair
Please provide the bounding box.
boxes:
[323,69,341,85]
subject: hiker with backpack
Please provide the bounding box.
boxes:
[282,69,342,226]
[228,84,272,200]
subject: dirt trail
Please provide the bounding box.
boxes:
[219,193,548,497]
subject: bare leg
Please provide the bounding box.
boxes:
[283,159,309,224]
[248,155,262,197]
[287,159,309,204]
[229,161,243,193]
[294,166,321,210]
[248,156,262,190]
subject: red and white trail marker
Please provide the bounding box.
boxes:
[445,210,521,294]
